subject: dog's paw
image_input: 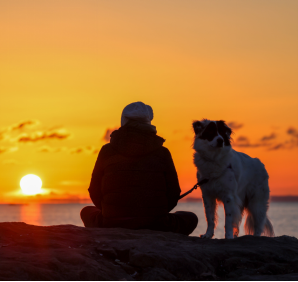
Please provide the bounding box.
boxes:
[200,233,213,239]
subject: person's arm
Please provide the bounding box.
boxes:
[88,146,107,209]
[163,148,181,212]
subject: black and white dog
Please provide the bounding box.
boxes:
[193,119,274,239]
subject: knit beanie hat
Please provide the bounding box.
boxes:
[121,102,154,126]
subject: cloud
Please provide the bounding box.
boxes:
[4,188,90,204]
[227,122,243,130]
[0,120,71,144]
[70,147,84,154]
[102,127,119,142]
[16,128,71,143]
[236,136,249,142]
[233,136,262,148]
[59,180,89,186]
[0,146,18,154]
[37,145,66,153]
[287,127,298,138]
[36,145,99,154]
[69,146,99,154]
[1,121,79,154]
[268,143,285,151]
[0,120,102,155]
[260,133,277,142]
[233,127,298,151]
[234,143,261,148]
[267,127,298,150]
[0,120,39,136]
[10,119,40,131]
[85,146,100,154]
[37,146,55,153]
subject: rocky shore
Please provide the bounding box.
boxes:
[1,222,298,280]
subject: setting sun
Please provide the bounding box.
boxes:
[20,174,42,195]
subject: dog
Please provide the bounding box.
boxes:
[192,119,274,239]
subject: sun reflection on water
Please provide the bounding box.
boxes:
[20,204,42,226]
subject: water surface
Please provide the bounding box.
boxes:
[0,202,297,238]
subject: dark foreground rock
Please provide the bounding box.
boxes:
[0,223,298,281]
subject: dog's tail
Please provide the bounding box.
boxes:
[263,217,275,237]
[244,212,274,237]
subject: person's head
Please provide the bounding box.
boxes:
[121,102,153,126]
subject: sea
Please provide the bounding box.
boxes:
[0,202,297,239]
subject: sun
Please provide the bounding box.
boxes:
[20,174,42,195]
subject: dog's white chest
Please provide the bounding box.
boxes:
[194,152,230,180]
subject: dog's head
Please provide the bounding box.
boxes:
[193,119,232,152]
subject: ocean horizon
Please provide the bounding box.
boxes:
[0,201,297,239]
[2,195,298,205]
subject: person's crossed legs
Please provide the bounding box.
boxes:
[80,206,103,228]
[152,211,198,235]
[80,206,198,236]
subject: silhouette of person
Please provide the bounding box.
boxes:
[80,102,198,235]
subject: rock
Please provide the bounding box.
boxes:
[0,222,298,280]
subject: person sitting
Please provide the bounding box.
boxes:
[80,102,198,235]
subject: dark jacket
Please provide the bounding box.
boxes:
[88,124,181,229]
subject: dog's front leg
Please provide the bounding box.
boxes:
[201,195,216,239]
[223,196,236,239]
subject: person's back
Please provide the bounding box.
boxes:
[89,121,181,229]
[81,102,198,235]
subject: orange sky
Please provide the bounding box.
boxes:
[0,1,298,203]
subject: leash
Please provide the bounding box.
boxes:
[179,178,209,200]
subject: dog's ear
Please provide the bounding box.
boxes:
[216,120,233,146]
[217,120,233,138]
[192,121,204,135]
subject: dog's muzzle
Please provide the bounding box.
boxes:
[217,138,224,147]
